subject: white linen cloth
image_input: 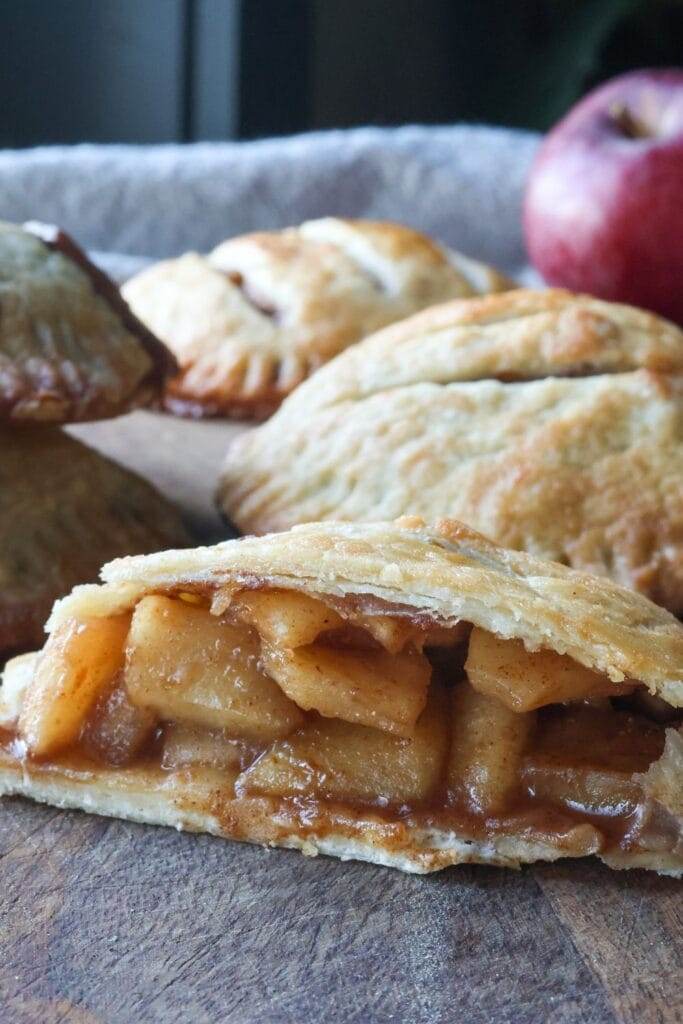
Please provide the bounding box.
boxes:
[0,125,539,282]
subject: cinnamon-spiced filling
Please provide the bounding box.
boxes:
[1,586,680,858]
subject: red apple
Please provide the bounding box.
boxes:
[524,69,683,324]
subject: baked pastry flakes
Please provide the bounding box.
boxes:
[0,222,175,423]
[121,218,512,419]
[0,427,191,655]
[1,517,681,875]
[219,289,683,614]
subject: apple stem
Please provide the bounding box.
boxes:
[609,102,652,140]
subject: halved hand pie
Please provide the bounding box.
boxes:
[0,427,191,656]
[219,289,683,614]
[0,221,175,422]
[1,517,681,875]
[121,218,512,419]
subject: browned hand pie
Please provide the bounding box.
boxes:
[0,427,191,655]
[219,288,683,614]
[0,221,175,423]
[1,517,681,875]
[121,218,513,419]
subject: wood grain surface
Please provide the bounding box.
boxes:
[1,411,681,1024]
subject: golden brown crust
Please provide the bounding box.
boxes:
[122,218,513,420]
[218,289,683,614]
[0,427,191,655]
[0,222,176,423]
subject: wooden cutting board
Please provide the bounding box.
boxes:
[0,412,680,1024]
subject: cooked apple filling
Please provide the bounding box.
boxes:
[0,587,680,860]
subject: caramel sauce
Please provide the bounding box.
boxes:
[0,707,671,861]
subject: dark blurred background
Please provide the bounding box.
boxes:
[0,0,681,147]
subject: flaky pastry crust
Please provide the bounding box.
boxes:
[122,218,512,419]
[2,517,682,875]
[0,427,191,655]
[219,289,683,613]
[0,222,175,423]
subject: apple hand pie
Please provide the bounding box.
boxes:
[1,517,681,876]
[0,427,191,656]
[219,288,683,614]
[0,221,175,423]
[121,218,512,420]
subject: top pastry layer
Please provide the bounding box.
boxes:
[0,222,175,423]
[49,517,683,707]
[121,218,512,419]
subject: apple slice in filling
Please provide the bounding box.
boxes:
[0,653,38,730]
[125,596,304,742]
[19,614,132,757]
[448,681,535,814]
[465,627,635,712]
[260,642,431,737]
[81,678,157,766]
[522,706,665,818]
[230,588,434,736]
[161,722,254,772]
[238,685,450,805]
[229,589,345,648]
